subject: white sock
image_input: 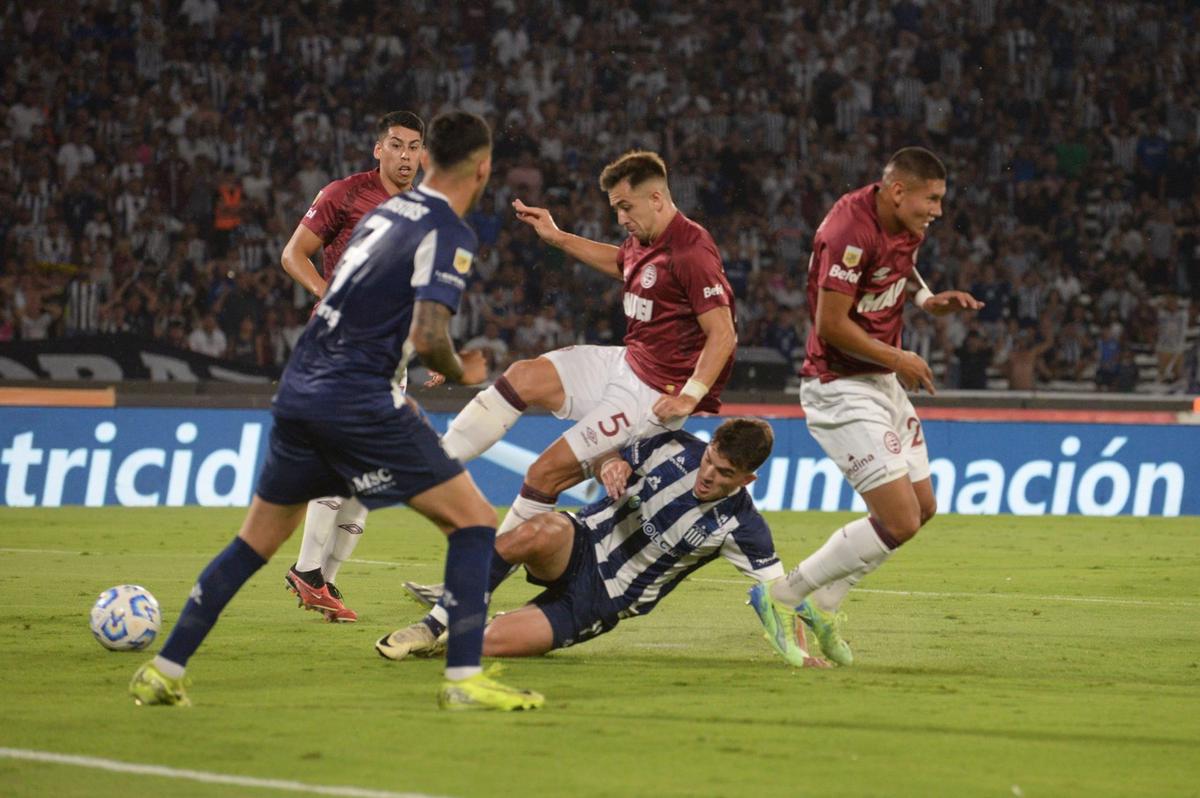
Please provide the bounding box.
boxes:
[445,665,482,681]
[152,655,185,679]
[497,492,556,536]
[296,498,341,573]
[442,383,524,462]
[322,497,368,583]
[809,556,889,613]
[771,516,894,606]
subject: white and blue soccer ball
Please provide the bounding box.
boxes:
[89,585,161,651]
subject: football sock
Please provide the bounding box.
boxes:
[496,484,558,536]
[158,536,266,669]
[808,556,889,613]
[424,546,517,638]
[441,376,525,462]
[321,497,368,584]
[770,516,898,607]
[442,525,496,680]
[295,497,341,573]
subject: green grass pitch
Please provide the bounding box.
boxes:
[0,507,1197,798]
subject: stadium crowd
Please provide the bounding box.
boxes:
[2,0,1199,392]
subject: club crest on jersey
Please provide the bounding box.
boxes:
[842,245,863,268]
[640,264,658,288]
[453,247,473,274]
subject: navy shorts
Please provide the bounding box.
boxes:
[255,404,463,510]
[529,514,626,650]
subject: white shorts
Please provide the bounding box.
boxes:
[542,345,683,467]
[800,374,931,494]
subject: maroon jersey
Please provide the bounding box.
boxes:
[299,168,392,279]
[618,211,734,414]
[800,183,923,382]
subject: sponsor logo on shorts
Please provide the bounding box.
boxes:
[702,284,725,298]
[583,427,599,447]
[884,432,902,454]
[351,467,394,494]
[640,264,658,288]
[829,263,861,284]
[846,452,876,478]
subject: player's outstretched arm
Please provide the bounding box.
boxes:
[911,268,983,317]
[512,198,622,280]
[817,288,935,394]
[410,300,487,385]
[281,224,328,298]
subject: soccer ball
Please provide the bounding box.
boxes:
[89,585,161,651]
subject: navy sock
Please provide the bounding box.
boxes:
[159,537,266,668]
[424,547,514,639]
[441,525,496,670]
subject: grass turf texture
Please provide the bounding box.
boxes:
[1,507,1197,798]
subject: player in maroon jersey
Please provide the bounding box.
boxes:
[439,150,737,544]
[757,147,983,667]
[278,110,425,623]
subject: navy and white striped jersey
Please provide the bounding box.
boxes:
[576,430,783,618]
[273,185,474,421]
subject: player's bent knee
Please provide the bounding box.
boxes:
[919,500,937,527]
[502,357,561,410]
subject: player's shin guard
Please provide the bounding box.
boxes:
[321,497,368,583]
[442,525,497,679]
[771,516,898,607]
[295,497,342,573]
[497,484,558,536]
[442,376,526,462]
[158,537,266,670]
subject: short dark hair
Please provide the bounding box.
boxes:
[425,111,491,171]
[599,150,668,192]
[376,110,425,140]
[884,147,946,183]
[711,418,775,473]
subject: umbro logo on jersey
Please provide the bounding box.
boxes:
[873,267,891,281]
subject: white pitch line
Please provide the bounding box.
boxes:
[0,546,82,555]
[0,747,451,798]
[686,577,1200,608]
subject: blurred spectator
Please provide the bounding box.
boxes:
[188,312,227,358]
[1000,327,1054,390]
[1155,294,1189,384]
[955,329,993,390]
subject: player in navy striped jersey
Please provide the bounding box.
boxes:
[378,418,816,666]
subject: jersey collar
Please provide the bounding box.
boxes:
[416,184,451,205]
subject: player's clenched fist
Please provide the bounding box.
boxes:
[598,457,633,499]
